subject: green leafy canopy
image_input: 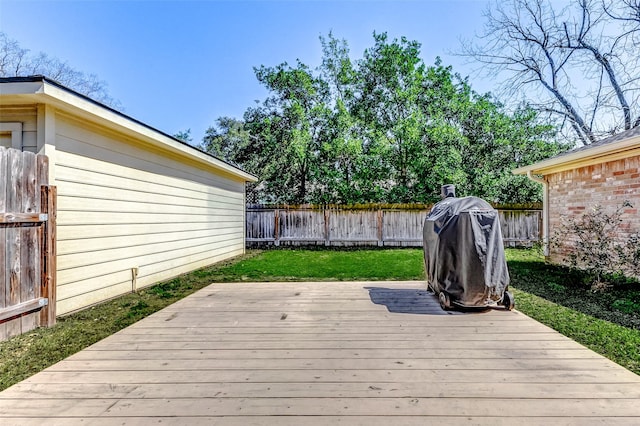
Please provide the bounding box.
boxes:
[202,32,569,204]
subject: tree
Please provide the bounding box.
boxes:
[201,118,251,162]
[458,98,564,203]
[242,61,332,203]
[354,33,428,202]
[0,32,120,109]
[315,34,371,203]
[173,129,193,144]
[417,60,565,203]
[202,32,568,205]
[463,0,640,145]
[415,61,472,202]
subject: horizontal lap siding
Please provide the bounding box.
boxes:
[54,116,245,315]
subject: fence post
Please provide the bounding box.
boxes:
[40,185,56,327]
[274,208,280,247]
[324,209,330,246]
[377,209,383,247]
[538,210,543,243]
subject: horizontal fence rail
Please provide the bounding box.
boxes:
[247,204,542,248]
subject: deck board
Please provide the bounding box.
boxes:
[1,280,639,424]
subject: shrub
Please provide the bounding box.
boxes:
[620,232,640,278]
[551,200,640,290]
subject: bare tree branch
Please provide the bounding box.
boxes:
[0,32,120,110]
[460,0,640,145]
[561,1,633,129]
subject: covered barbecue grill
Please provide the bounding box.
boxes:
[423,185,514,311]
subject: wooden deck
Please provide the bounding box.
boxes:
[1,281,640,425]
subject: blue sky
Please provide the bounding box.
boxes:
[1,0,492,143]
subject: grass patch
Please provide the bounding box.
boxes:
[512,288,640,374]
[506,249,640,329]
[505,248,640,374]
[1,247,639,391]
[208,248,425,281]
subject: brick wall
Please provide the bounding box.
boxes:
[546,155,640,266]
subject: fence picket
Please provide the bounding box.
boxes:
[0,149,6,340]
[6,149,22,338]
[20,151,39,332]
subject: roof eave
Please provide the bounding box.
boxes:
[513,136,640,176]
[0,77,258,183]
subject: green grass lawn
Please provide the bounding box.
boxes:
[1,247,638,391]
[205,248,425,281]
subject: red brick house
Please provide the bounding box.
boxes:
[513,126,640,264]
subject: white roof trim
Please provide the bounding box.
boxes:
[513,135,640,176]
[0,78,258,182]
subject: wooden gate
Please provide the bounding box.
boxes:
[0,147,56,341]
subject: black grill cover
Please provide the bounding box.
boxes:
[423,196,510,306]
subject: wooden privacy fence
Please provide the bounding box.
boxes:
[0,147,56,341]
[247,204,542,248]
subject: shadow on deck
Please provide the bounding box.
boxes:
[365,287,500,315]
[365,287,457,315]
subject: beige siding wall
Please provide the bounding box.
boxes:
[54,113,246,315]
[0,106,38,151]
[547,155,640,265]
